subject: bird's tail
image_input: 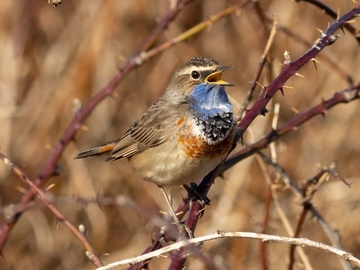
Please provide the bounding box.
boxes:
[75,143,116,159]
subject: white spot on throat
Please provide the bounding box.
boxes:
[198,101,232,112]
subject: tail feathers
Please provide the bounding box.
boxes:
[75,143,115,159]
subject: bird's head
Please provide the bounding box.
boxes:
[167,57,233,95]
[166,57,234,116]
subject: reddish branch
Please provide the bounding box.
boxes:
[1,2,360,269]
[0,0,195,256]
[295,0,360,43]
[168,5,360,269]
[236,5,359,139]
[0,152,103,267]
[224,81,360,172]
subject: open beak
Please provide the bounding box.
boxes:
[205,65,234,86]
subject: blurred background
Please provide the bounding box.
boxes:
[0,0,359,269]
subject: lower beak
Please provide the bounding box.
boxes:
[205,66,234,86]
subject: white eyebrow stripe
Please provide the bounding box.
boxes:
[177,66,217,76]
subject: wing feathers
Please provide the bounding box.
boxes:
[77,97,187,162]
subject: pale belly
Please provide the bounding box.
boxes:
[128,140,225,186]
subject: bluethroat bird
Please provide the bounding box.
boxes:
[76,57,235,226]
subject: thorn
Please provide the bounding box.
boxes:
[337,7,340,20]
[279,87,284,96]
[255,81,265,89]
[45,183,56,191]
[111,92,119,99]
[264,86,270,97]
[261,108,269,116]
[72,98,82,114]
[16,186,27,194]
[295,73,305,78]
[81,125,89,131]
[328,35,339,45]
[321,109,328,117]
[159,210,169,217]
[282,85,293,90]
[283,50,291,65]
[198,206,207,218]
[340,26,345,35]
[311,58,319,70]
[315,28,323,33]
[79,224,86,235]
[291,107,300,114]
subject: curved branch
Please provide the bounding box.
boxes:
[97,231,360,270]
[0,0,195,253]
[224,81,360,172]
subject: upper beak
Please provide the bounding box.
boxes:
[205,65,234,86]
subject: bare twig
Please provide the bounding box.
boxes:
[257,104,313,270]
[236,9,278,121]
[257,153,355,270]
[135,1,252,65]
[96,231,360,270]
[0,152,103,267]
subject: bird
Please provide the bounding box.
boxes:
[76,56,235,226]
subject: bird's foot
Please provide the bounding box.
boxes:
[183,183,211,206]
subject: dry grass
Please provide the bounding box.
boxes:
[0,0,359,269]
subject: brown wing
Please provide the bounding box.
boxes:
[106,97,186,161]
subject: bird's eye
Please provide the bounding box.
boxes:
[191,70,200,80]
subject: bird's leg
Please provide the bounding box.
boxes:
[158,186,193,238]
[183,183,211,206]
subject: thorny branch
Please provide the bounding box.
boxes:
[1,1,360,269]
[168,5,360,269]
[224,81,360,172]
[0,152,103,267]
[295,0,360,43]
[0,0,195,257]
[0,0,252,265]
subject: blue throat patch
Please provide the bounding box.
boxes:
[188,83,233,141]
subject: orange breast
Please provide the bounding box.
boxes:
[176,122,234,159]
